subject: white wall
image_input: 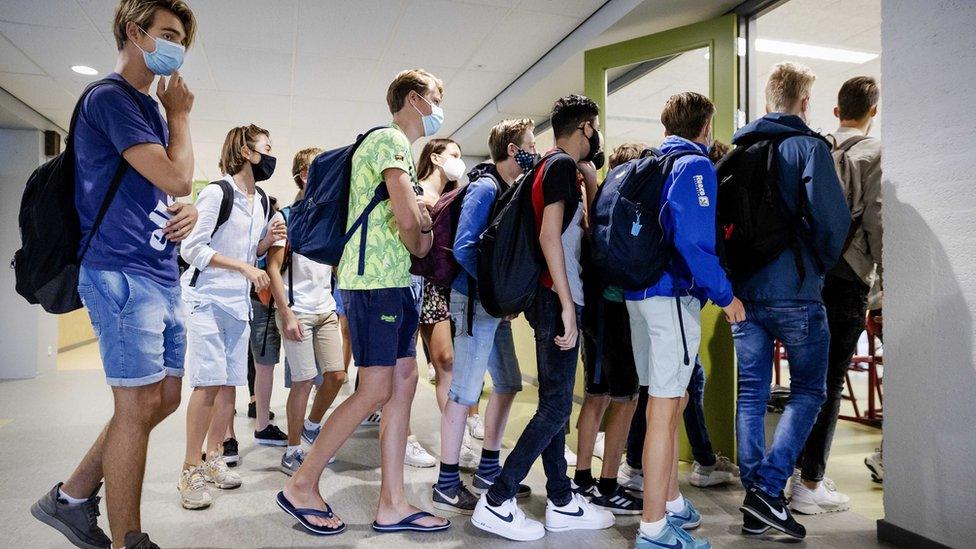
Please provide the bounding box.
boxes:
[0,129,59,379]
[881,2,976,547]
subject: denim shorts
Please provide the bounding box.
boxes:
[249,297,280,364]
[342,287,419,367]
[185,302,250,387]
[448,292,522,407]
[78,266,186,387]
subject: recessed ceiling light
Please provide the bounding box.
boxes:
[71,65,98,75]
[755,39,878,64]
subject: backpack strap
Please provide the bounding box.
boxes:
[189,179,234,287]
[339,126,393,276]
[832,134,872,153]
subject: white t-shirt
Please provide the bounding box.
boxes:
[271,211,336,315]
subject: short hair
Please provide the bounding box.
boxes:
[551,94,600,139]
[113,0,196,50]
[292,147,323,189]
[386,69,444,114]
[837,76,880,121]
[219,124,270,176]
[708,140,731,165]
[416,138,461,184]
[609,142,648,170]
[765,62,816,113]
[661,92,715,140]
[488,118,535,162]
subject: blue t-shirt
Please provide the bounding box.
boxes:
[74,73,177,285]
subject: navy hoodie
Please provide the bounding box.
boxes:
[731,113,851,302]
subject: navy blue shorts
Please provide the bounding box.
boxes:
[342,288,419,367]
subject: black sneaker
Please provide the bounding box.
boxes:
[570,479,598,499]
[30,482,111,548]
[741,513,771,536]
[247,402,274,420]
[590,485,642,515]
[740,486,806,539]
[124,531,160,549]
[471,473,531,499]
[431,483,480,515]
[254,424,288,446]
[222,438,240,467]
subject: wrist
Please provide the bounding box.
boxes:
[166,111,189,123]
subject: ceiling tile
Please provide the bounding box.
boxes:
[191,0,298,55]
[0,72,75,110]
[216,91,292,127]
[292,54,381,100]
[386,0,508,68]
[466,9,580,74]
[0,0,92,30]
[208,44,293,95]
[0,21,117,82]
[290,96,368,129]
[518,0,603,19]
[0,32,45,75]
[442,69,517,110]
[297,0,405,59]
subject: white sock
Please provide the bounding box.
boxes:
[666,493,685,514]
[304,419,318,431]
[287,445,301,456]
[58,488,88,506]
[640,517,667,538]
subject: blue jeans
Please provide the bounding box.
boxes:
[487,288,580,506]
[733,301,829,497]
[448,292,522,407]
[683,360,716,466]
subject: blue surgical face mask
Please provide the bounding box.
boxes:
[414,95,444,136]
[135,26,185,76]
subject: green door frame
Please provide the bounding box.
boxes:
[583,14,739,460]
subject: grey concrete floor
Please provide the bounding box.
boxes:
[0,355,889,548]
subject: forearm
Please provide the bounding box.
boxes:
[257,237,274,257]
[267,264,290,310]
[206,253,249,274]
[165,113,194,196]
[540,230,573,309]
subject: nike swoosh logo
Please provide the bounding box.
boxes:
[486,505,514,523]
[552,506,585,517]
[436,488,459,505]
[761,498,787,521]
[645,540,682,549]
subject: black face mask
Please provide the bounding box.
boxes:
[582,125,604,169]
[251,152,276,182]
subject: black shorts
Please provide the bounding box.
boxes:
[581,296,639,399]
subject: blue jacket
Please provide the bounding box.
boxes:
[732,113,851,302]
[624,136,733,307]
[452,163,505,297]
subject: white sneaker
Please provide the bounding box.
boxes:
[361,410,381,426]
[689,455,739,487]
[203,455,242,489]
[790,478,851,515]
[405,435,436,468]
[545,492,615,532]
[471,494,544,541]
[467,414,486,440]
[427,365,437,384]
[593,432,606,461]
[865,450,884,483]
[460,434,480,470]
[618,462,644,492]
[564,444,577,468]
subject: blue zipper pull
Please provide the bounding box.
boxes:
[631,210,643,237]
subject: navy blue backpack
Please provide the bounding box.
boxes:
[287,127,387,270]
[589,148,704,290]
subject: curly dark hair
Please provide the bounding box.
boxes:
[551,94,599,139]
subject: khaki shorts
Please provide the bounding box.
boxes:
[625,295,702,398]
[276,310,343,383]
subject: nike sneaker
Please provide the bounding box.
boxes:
[431,483,479,515]
[740,487,805,539]
[471,494,544,541]
[544,492,614,532]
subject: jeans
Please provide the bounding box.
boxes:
[487,288,581,506]
[798,274,869,481]
[448,293,522,407]
[733,300,829,497]
[624,359,716,469]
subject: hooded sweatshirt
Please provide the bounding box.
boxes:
[731,113,851,302]
[623,136,733,307]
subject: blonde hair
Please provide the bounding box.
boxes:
[113,0,196,50]
[765,62,816,113]
[219,124,270,176]
[609,142,649,170]
[386,69,443,114]
[292,147,323,188]
[488,118,535,162]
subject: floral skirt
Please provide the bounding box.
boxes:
[420,279,451,325]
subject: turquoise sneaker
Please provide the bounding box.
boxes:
[636,521,711,548]
[667,498,702,530]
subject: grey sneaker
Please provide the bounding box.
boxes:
[472,473,531,499]
[280,449,306,476]
[30,482,111,549]
[124,531,160,549]
[178,467,212,510]
[432,483,480,515]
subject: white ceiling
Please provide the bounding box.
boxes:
[0,0,604,200]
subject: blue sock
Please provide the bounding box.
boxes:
[437,462,461,491]
[477,449,501,480]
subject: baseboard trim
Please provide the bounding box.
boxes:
[877,519,953,549]
[59,338,98,353]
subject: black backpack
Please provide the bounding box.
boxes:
[477,150,568,318]
[715,131,828,283]
[13,78,152,314]
[187,179,271,287]
[590,148,705,290]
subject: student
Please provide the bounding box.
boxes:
[731,62,850,539]
[177,124,284,509]
[573,142,646,515]
[267,148,346,475]
[472,95,613,541]
[431,119,536,514]
[622,92,743,549]
[279,69,449,535]
[791,76,883,514]
[30,2,197,548]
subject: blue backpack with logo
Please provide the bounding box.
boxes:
[589,148,704,290]
[287,127,387,270]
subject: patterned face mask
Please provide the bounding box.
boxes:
[514,148,539,172]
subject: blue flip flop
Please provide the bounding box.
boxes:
[371,511,451,533]
[276,491,346,536]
